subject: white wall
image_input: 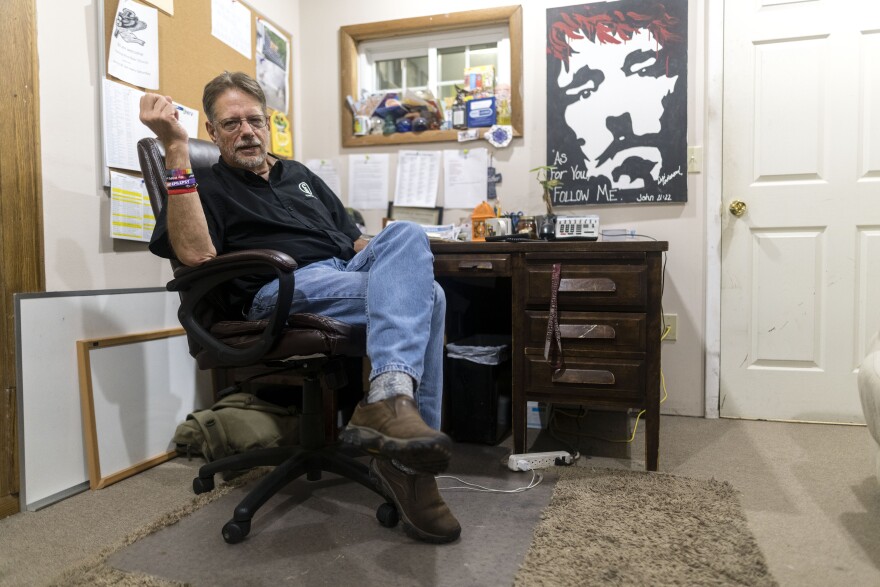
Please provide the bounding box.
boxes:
[36,0,708,417]
[298,0,709,417]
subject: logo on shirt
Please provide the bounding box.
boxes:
[298,182,315,198]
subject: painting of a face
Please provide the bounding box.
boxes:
[546,0,688,205]
[558,31,678,190]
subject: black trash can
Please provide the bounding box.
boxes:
[445,335,511,444]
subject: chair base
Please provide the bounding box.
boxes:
[192,367,396,544]
[194,444,395,543]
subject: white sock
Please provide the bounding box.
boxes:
[367,371,414,403]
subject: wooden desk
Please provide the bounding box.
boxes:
[431,240,667,471]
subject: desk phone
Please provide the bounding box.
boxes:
[554,215,600,240]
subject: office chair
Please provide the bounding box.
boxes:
[136,137,399,543]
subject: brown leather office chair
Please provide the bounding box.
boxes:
[136,137,399,543]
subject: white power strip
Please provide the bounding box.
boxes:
[507,451,573,471]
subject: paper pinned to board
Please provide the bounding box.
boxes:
[102,78,154,171]
[110,170,154,242]
[305,159,342,197]
[256,18,290,114]
[141,0,174,15]
[394,150,440,208]
[443,148,488,209]
[173,102,199,138]
[108,0,159,89]
[211,0,252,59]
[349,154,390,210]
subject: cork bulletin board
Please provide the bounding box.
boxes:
[102,0,293,144]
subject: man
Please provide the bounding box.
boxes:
[546,0,687,204]
[139,71,459,544]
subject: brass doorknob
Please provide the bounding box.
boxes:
[729,200,747,217]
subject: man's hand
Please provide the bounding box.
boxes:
[139,93,189,147]
[139,93,215,266]
[353,236,370,253]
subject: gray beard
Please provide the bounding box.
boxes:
[233,151,266,170]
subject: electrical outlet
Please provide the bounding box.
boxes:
[687,146,702,174]
[663,314,677,341]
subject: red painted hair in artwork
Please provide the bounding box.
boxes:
[548,3,681,68]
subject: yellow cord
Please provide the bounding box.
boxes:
[604,369,668,444]
[550,326,670,444]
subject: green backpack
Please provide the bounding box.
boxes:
[173,392,299,462]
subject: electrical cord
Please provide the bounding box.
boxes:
[549,369,669,444]
[435,470,543,493]
[544,229,673,446]
[547,323,672,445]
[546,404,582,455]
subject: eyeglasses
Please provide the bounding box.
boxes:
[214,115,268,133]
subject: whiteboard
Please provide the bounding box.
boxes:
[15,288,213,511]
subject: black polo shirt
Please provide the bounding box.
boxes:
[149,156,362,313]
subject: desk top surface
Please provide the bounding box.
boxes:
[430,239,668,253]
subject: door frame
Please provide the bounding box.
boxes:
[0,0,45,518]
[704,0,724,418]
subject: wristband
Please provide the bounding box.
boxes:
[166,177,198,188]
[165,168,194,180]
[167,188,198,195]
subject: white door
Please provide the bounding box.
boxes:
[721,0,880,422]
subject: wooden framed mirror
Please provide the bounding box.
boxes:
[339,6,523,148]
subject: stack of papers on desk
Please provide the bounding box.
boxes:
[420,223,458,240]
[385,220,458,240]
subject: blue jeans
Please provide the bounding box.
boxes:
[247,222,445,429]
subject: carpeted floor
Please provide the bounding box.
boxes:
[47,445,773,586]
[4,415,878,586]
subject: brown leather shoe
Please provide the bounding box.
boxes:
[370,458,461,544]
[339,395,452,473]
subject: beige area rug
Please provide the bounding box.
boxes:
[515,467,777,586]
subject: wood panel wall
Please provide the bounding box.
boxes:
[0,0,45,519]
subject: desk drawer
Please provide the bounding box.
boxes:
[525,311,646,353]
[525,355,645,399]
[525,262,646,308]
[434,254,512,277]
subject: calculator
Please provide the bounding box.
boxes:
[554,215,600,240]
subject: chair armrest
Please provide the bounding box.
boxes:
[167,249,298,367]
[169,249,297,285]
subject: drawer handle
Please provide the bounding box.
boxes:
[559,324,616,340]
[559,277,616,293]
[458,261,494,271]
[552,369,616,385]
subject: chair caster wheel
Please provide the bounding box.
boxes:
[376,502,399,528]
[193,476,214,494]
[222,520,250,544]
